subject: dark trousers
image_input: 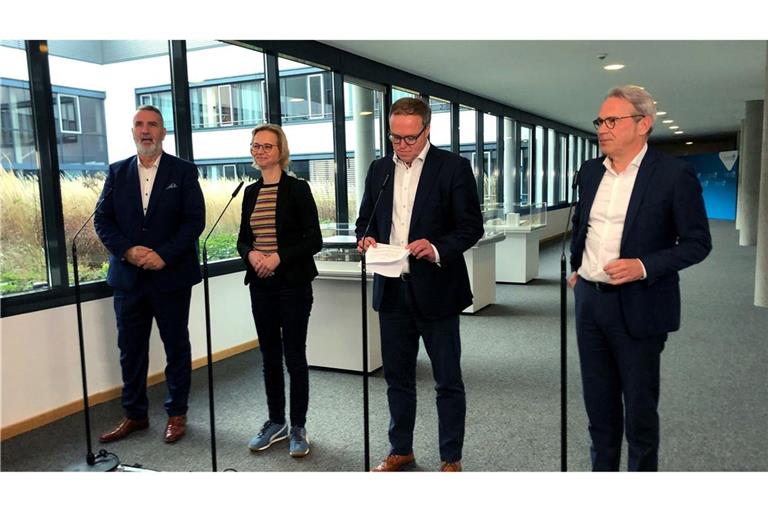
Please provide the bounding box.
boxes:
[249,277,313,427]
[113,277,192,420]
[378,277,465,463]
[574,278,666,471]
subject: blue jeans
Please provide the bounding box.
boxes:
[249,276,313,427]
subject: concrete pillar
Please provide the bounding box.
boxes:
[755,42,768,307]
[739,100,764,246]
[736,119,746,231]
[353,87,375,219]
[503,118,516,214]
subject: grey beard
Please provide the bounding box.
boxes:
[136,143,161,157]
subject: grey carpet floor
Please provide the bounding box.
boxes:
[2,220,766,472]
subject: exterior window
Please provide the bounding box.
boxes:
[308,74,324,120]
[218,84,233,126]
[57,94,81,134]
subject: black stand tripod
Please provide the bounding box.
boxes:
[201,180,244,472]
[358,171,391,472]
[558,170,580,472]
[66,191,119,472]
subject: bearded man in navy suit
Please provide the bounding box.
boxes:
[95,105,205,444]
[355,98,483,472]
[569,86,711,471]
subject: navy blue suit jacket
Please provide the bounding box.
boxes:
[355,145,484,320]
[570,146,712,338]
[95,152,206,292]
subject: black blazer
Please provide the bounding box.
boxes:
[237,172,322,287]
[570,146,712,338]
[355,145,484,320]
[94,152,205,292]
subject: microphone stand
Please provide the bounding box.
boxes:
[559,169,579,473]
[66,189,120,472]
[202,180,244,472]
[358,172,391,472]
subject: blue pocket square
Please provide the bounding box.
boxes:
[166,182,178,190]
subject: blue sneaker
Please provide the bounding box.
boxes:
[248,421,288,451]
[289,426,310,457]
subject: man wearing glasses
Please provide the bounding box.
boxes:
[568,86,711,470]
[355,97,483,471]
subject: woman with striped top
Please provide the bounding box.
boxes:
[236,124,322,458]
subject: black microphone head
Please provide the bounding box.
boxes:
[232,181,245,197]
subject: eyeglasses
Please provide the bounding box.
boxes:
[250,143,275,152]
[388,124,428,146]
[592,115,644,130]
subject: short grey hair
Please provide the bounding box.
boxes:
[135,105,165,127]
[606,85,656,134]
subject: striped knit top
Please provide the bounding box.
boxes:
[250,183,278,254]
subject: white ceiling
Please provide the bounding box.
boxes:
[323,40,766,141]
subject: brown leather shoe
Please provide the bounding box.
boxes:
[439,460,462,472]
[99,417,149,443]
[371,453,415,472]
[164,415,187,443]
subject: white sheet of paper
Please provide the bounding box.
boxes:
[361,243,410,277]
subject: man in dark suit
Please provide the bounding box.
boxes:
[355,98,483,472]
[569,86,711,471]
[95,105,205,444]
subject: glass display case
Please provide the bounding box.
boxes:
[318,223,361,263]
[483,202,547,232]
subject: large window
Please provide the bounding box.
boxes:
[279,57,336,224]
[0,44,47,295]
[483,113,499,208]
[47,40,174,286]
[428,96,451,151]
[187,42,266,263]
[518,124,532,207]
[280,67,332,123]
[345,78,384,223]
[534,125,545,205]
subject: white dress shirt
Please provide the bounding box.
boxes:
[578,144,648,283]
[389,141,440,274]
[137,153,162,215]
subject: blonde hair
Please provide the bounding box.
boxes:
[250,123,290,170]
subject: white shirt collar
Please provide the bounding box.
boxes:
[137,153,162,170]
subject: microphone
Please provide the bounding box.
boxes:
[360,171,392,244]
[74,187,112,243]
[201,179,244,472]
[204,180,244,249]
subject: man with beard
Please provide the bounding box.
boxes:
[95,105,205,444]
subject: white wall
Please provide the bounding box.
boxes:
[0,271,255,429]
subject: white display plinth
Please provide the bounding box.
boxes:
[463,233,505,314]
[495,226,544,284]
[307,261,382,373]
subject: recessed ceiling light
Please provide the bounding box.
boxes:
[662,119,674,124]
[669,125,680,130]
[657,111,667,116]
[685,141,693,145]
[675,131,684,134]
[603,64,625,71]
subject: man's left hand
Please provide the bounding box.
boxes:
[604,258,644,285]
[406,239,436,263]
[139,250,166,271]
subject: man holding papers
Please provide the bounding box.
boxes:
[355,98,483,472]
